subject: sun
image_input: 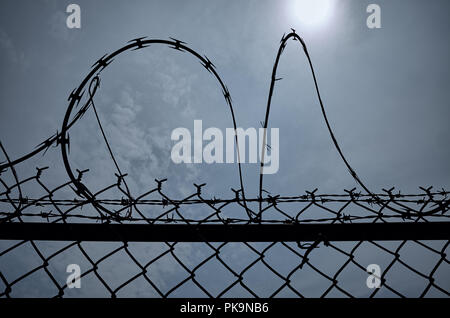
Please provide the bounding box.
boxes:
[291,0,336,27]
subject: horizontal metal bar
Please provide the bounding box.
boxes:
[0,222,449,242]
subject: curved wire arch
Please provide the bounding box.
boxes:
[56,38,254,220]
[258,31,449,218]
[0,31,447,220]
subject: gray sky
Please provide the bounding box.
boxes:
[0,0,449,297]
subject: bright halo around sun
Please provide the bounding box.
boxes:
[291,0,336,27]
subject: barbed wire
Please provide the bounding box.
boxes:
[1,158,449,297]
[0,31,449,298]
[1,161,449,224]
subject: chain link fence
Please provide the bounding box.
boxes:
[1,162,449,298]
[0,32,449,298]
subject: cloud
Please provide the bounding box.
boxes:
[0,28,28,67]
[48,10,76,42]
[1,0,450,298]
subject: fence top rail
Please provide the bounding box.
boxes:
[1,222,449,242]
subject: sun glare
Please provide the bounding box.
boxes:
[291,0,335,27]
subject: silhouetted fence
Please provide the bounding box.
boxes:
[0,32,449,298]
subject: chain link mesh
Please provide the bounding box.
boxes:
[0,32,449,298]
[1,163,449,298]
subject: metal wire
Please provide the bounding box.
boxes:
[0,32,449,298]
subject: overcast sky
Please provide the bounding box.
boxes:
[0,0,449,297]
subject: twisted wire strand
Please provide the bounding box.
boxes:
[258,31,449,218]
